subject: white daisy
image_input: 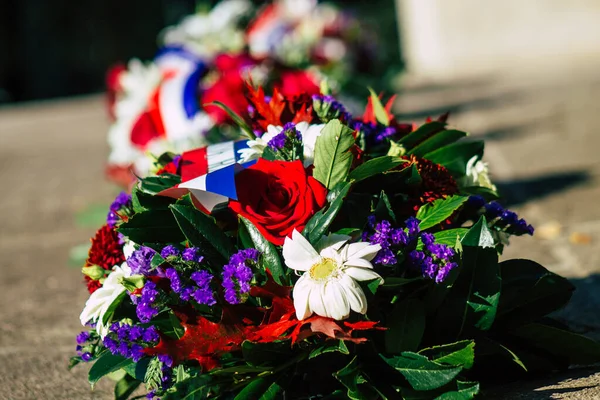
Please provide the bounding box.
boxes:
[237,122,325,167]
[80,263,136,338]
[460,155,497,192]
[282,230,382,321]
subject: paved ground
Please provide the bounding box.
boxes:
[0,63,599,398]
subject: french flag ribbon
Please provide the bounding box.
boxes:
[160,140,255,212]
[155,47,207,141]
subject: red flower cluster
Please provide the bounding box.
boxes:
[84,224,126,293]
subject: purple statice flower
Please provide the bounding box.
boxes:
[131,344,145,362]
[76,331,90,345]
[103,336,119,354]
[129,326,144,341]
[103,322,160,362]
[182,247,203,263]
[136,282,159,323]
[374,126,398,143]
[146,390,157,399]
[107,192,132,227]
[312,94,352,122]
[81,353,92,362]
[143,326,160,343]
[405,217,420,237]
[366,219,411,266]
[158,354,173,368]
[190,271,216,306]
[222,249,259,304]
[410,238,458,284]
[160,245,179,259]
[267,123,302,151]
[483,201,534,236]
[127,247,156,276]
[165,268,182,294]
[466,195,486,209]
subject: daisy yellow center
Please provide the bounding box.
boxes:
[309,258,338,281]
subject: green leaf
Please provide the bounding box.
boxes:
[381,352,462,391]
[419,340,475,369]
[434,381,479,400]
[123,358,151,381]
[512,322,600,365]
[302,181,352,245]
[373,190,397,224]
[139,173,181,195]
[379,277,423,290]
[417,229,468,251]
[349,156,406,182]
[259,379,285,400]
[204,101,256,139]
[235,378,271,399]
[242,341,293,367]
[368,88,390,125]
[114,374,141,400]
[152,312,185,339]
[496,259,574,328]
[313,119,355,189]
[398,122,446,149]
[385,299,425,354]
[239,216,287,285]
[333,356,366,399]
[262,146,285,161]
[435,244,500,340]
[461,216,494,248]
[423,141,484,177]
[118,209,185,244]
[170,196,235,265]
[309,340,350,359]
[416,196,468,230]
[409,130,468,157]
[88,352,133,387]
[131,186,174,212]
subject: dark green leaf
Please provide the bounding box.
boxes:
[434,381,479,400]
[118,209,185,244]
[409,130,468,157]
[423,141,484,177]
[131,186,174,212]
[419,340,475,369]
[459,185,499,200]
[496,259,574,328]
[239,216,287,285]
[381,352,462,391]
[461,216,494,248]
[152,312,185,339]
[139,174,181,195]
[170,196,235,265]
[349,156,406,182]
[313,119,356,189]
[261,146,285,161]
[309,340,350,359]
[204,101,255,139]
[398,122,446,149]
[385,299,425,354]
[380,277,424,290]
[88,352,133,387]
[512,322,600,365]
[123,358,151,381]
[303,181,352,245]
[242,341,294,367]
[259,379,285,400]
[114,374,141,400]
[333,356,366,399]
[416,196,468,230]
[436,245,500,340]
[235,378,271,399]
[368,88,390,126]
[374,191,397,224]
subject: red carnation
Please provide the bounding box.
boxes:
[84,224,126,293]
[275,70,321,99]
[229,159,327,246]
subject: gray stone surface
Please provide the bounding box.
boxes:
[1,62,600,398]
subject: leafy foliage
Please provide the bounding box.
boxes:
[313,119,356,189]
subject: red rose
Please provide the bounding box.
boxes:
[229,159,327,245]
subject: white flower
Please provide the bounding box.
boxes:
[80,263,135,338]
[237,122,325,167]
[282,230,382,321]
[460,156,497,192]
